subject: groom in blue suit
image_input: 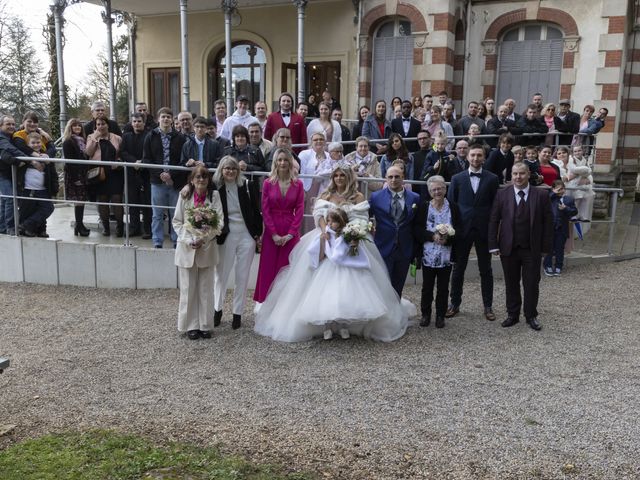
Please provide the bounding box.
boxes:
[370,165,420,298]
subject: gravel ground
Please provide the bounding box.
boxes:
[1,259,639,479]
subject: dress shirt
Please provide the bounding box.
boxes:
[402,117,411,135]
[390,188,405,211]
[281,111,291,127]
[514,184,530,204]
[469,168,482,193]
[195,137,205,161]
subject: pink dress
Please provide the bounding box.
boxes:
[253,178,305,303]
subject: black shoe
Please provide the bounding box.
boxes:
[116,222,124,238]
[128,227,142,237]
[22,229,36,237]
[101,221,111,236]
[419,316,431,327]
[142,231,152,240]
[199,330,212,339]
[37,231,49,238]
[187,330,200,340]
[74,224,90,237]
[232,314,241,330]
[445,305,459,318]
[435,316,445,328]
[484,307,496,321]
[501,316,519,328]
[214,310,222,327]
[526,317,542,331]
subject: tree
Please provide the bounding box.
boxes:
[82,34,129,124]
[0,16,48,122]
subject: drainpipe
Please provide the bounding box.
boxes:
[294,0,308,104]
[101,0,117,121]
[462,0,472,109]
[222,0,236,113]
[180,0,190,111]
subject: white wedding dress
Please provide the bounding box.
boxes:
[254,199,416,342]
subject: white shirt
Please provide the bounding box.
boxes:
[469,168,482,194]
[298,149,329,191]
[220,111,259,140]
[280,110,292,127]
[514,184,530,204]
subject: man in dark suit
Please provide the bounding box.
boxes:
[392,100,422,152]
[84,100,122,137]
[504,99,521,123]
[486,105,516,149]
[488,162,553,330]
[446,142,500,320]
[557,99,580,145]
[411,130,432,182]
[369,165,420,298]
[263,92,307,151]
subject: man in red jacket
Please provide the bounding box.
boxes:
[263,92,307,151]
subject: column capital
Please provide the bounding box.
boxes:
[293,0,308,9]
[221,0,238,15]
[50,0,67,15]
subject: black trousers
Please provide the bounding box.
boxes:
[500,247,541,320]
[421,265,452,318]
[449,229,493,309]
[127,174,151,233]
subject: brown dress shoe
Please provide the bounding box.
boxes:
[484,307,496,321]
[445,305,459,318]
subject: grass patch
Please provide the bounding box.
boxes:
[0,430,310,480]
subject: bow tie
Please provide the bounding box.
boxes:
[281,113,290,117]
[469,172,482,178]
[402,117,411,122]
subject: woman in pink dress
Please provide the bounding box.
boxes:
[254,147,305,303]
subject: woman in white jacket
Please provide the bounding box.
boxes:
[173,165,224,340]
[307,101,342,144]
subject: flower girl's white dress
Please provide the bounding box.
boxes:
[254,199,415,342]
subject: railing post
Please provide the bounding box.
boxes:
[607,191,619,256]
[11,164,19,236]
[123,163,130,245]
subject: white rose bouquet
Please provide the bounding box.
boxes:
[435,223,455,237]
[342,219,373,256]
[185,205,222,242]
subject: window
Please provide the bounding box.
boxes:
[496,24,563,109]
[371,18,413,107]
[210,42,266,110]
[149,68,180,117]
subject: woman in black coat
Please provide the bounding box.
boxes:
[211,155,263,330]
[62,118,90,236]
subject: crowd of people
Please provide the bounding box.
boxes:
[0,88,604,341]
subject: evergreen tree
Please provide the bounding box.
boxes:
[0,16,48,121]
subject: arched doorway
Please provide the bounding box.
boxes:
[496,24,563,108]
[371,17,413,104]
[208,41,266,111]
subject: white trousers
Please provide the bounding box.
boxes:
[214,230,256,315]
[177,265,214,332]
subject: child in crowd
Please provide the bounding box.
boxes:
[544,180,578,277]
[18,132,58,237]
[524,145,544,186]
[485,133,515,184]
[512,145,524,164]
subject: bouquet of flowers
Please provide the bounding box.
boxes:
[342,219,373,256]
[185,205,221,242]
[435,223,455,238]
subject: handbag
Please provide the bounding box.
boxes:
[86,166,105,184]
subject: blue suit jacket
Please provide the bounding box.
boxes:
[447,169,499,240]
[370,187,420,259]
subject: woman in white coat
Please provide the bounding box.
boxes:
[173,165,224,340]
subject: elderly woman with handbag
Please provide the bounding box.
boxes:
[173,165,224,340]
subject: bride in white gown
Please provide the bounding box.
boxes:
[254,163,416,342]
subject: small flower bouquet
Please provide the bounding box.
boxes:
[185,205,221,242]
[342,219,373,256]
[435,223,455,237]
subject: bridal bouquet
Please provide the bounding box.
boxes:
[185,205,221,241]
[342,219,373,256]
[435,223,455,237]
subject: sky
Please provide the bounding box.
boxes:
[5,0,127,91]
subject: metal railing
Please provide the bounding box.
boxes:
[0,154,623,255]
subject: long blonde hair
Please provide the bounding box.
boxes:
[320,164,359,202]
[62,118,85,142]
[268,147,298,183]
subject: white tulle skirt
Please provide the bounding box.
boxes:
[254,228,416,342]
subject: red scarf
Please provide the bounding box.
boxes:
[193,191,206,207]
